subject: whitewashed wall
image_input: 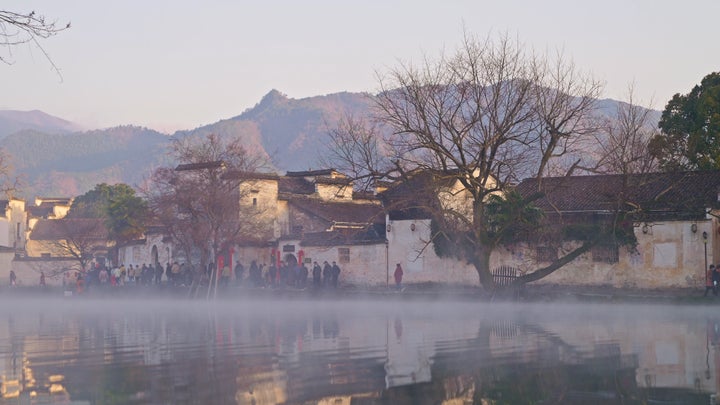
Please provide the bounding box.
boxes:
[387,218,479,286]
[492,219,714,289]
[117,233,173,268]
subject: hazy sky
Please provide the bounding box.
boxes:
[2,0,718,133]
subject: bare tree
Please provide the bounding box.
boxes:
[42,218,107,273]
[595,84,659,175]
[531,52,603,180]
[322,114,389,191]
[145,133,272,296]
[329,33,608,289]
[0,9,70,76]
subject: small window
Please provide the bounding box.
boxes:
[252,198,257,206]
[536,246,557,262]
[338,247,350,263]
[592,244,619,264]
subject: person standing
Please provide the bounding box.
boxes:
[331,261,341,288]
[394,263,404,291]
[322,261,332,287]
[234,261,244,285]
[9,270,16,287]
[40,272,46,287]
[221,264,231,287]
[312,262,322,288]
[707,264,718,297]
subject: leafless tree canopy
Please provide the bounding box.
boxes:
[595,85,659,175]
[145,133,272,281]
[46,219,106,272]
[0,9,70,76]
[328,33,608,288]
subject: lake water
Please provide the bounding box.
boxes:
[0,296,717,404]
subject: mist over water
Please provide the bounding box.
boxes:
[0,296,715,404]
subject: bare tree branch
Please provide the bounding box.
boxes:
[0,9,70,78]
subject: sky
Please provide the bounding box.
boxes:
[1,0,719,133]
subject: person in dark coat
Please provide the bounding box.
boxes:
[331,261,341,288]
[234,261,244,285]
[312,262,322,288]
[322,261,332,287]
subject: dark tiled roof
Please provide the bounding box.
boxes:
[300,225,386,247]
[378,171,458,220]
[286,169,337,177]
[175,161,224,171]
[28,200,67,218]
[278,177,315,195]
[35,197,71,206]
[28,205,54,218]
[516,171,720,217]
[30,219,108,240]
[315,176,352,185]
[221,170,280,181]
[288,197,384,225]
[352,191,377,200]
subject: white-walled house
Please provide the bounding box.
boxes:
[224,169,388,285]
[379,170,720,290]
[505,172,720,289]
[126,168,720,290]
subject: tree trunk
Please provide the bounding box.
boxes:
[472,246,496,291]
[514,241,595,285]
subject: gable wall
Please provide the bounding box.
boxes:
[316,183,351,200]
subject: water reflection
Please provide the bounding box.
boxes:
[0,299,715,404]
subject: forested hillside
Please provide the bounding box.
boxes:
[0,90,658,198]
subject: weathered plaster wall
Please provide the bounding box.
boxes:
[492,220,713,289]
[301,243,388,286]
[117,233,173,268]
[11,257,78,286]
[315,183,350,200]
[239,178,283,238]
[387,218,479,286]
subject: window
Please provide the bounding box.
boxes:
[252,198,257,206]
[536,246,557,262]
[592,244,619,264]
[338,247,350,263]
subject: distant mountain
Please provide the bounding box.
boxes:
[174,90,374,171]
[1,126,169,197]
[0,90,660,198]
[0,110,84,138]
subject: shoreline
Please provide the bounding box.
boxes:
[0,283,714,305]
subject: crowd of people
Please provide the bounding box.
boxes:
[232,259,342,290]
[15,259,345,294]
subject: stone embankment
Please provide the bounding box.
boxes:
[0,283,710,304]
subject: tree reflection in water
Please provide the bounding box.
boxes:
[0,299,714,404]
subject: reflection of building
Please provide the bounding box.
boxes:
[0,307,715,404]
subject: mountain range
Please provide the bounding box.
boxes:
[0,90,658,198]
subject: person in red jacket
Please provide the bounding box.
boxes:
[705,264,716,297]
[394,263,404,291]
